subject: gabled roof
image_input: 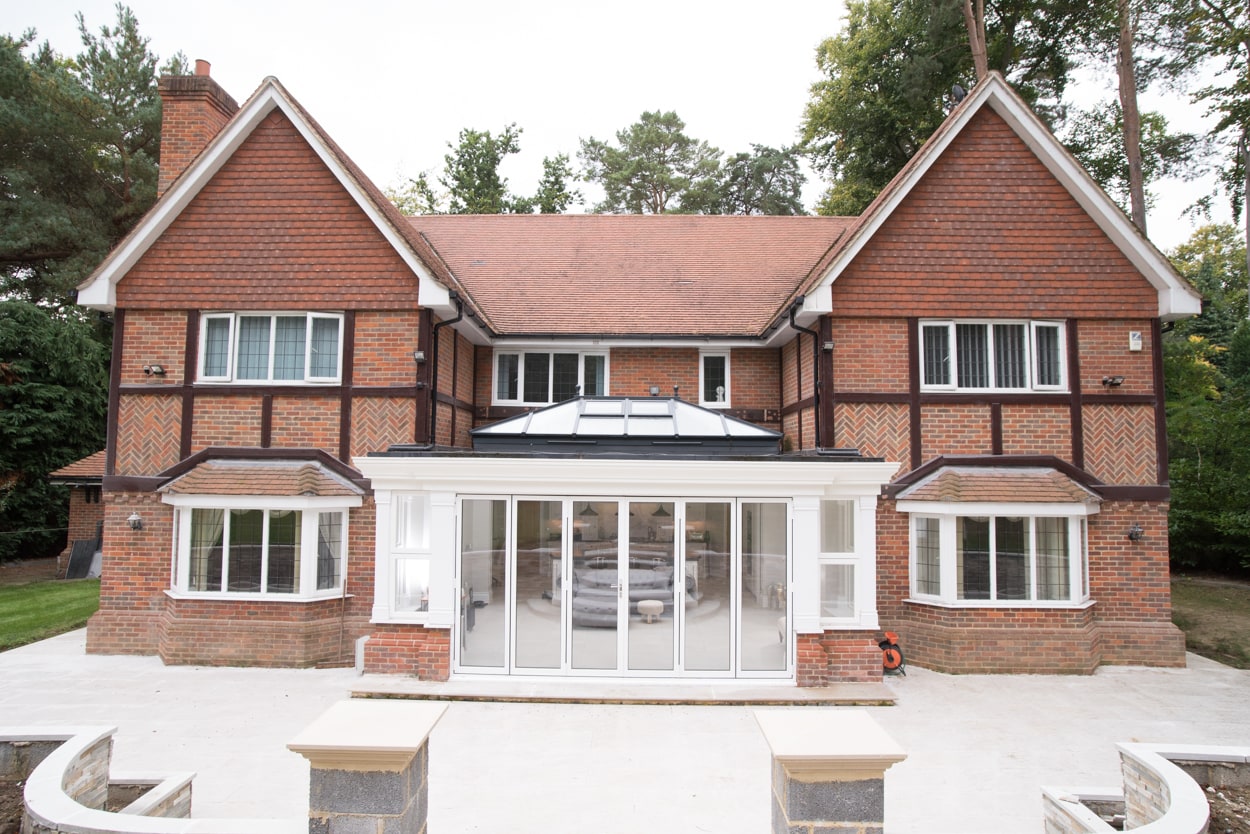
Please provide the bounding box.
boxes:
[76,77,460,316]
[787,72,1201,324]
[411,214,852,338]
[472,396,782,455]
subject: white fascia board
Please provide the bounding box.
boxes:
[489,337,766,350]
[895,499,1100,516]
[805,74,1201,322]
[160,493,363,510]
[79,80,450,313]
[355,456,901,499]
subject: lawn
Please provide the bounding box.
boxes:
[1171,575,1250,669]
[0,578,99,652]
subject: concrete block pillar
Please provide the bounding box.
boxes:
[289,699,447,834]
[754,709,906,834]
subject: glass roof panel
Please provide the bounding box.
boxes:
[629,400,671,416]
[626,417,676,436]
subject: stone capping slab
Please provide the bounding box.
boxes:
[1040,785,1123,833]
[108,771,194,817]
[287,699,447,772]
[753,709,906,781]
[1117,742,1219,834]
[10,725,304,834]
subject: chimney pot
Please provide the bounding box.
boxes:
[194,59,211,77]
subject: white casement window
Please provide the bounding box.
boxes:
[920,320,1066,392]
[818,499,856,621]
[700,352,730,407]
[493,351,608,405]
[166,498,357,598]
[391,493,432,613]
[199,312,343,384]
[905,512,1091,605]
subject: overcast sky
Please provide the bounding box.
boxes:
[9,0,1230,251]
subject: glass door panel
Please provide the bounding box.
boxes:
[570,500,620,671]
[627,501,676,672]
[459,499,507,669]
[740,502,789,672]
[683,501,732,672]
[514,500,563,670]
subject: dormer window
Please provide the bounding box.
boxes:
[199,312,343,384]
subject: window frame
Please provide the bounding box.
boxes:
[817,498,858,624]
[902,508,1093,607]
[163,493,360,600]
[492,350,609,405]
[699,351,731,408]
[198,312,344,385]
[919,319,1067,393]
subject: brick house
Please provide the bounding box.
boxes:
[48,450,106,578]
[76,63,1200,683]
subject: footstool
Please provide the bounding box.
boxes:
[638,599,664,623]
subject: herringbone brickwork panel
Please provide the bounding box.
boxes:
[1085,404,1156,484]
[352,397,414,456]
[116,395,182,475]
[834,402,909,464]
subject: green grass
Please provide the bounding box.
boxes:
[0,579,99,652]
[1171,576,1250,669]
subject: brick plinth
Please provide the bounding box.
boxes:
[797,632,883,686]
[362,625,452,679]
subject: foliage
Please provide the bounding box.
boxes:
[0,5,182,310]
[1063,104,1203,216]
[0,302,108,562]
[0,578,99,651]
[1169,223,1248,349]
[800,0,1088,216]
[532,154,582,214]
[388,128,580,215]
[579,110,721,214]
[703,145,807,216]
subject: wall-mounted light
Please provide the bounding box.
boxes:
[1102,375,1125,388]
[142,364,166,377]
[1126,523,1144,542]
[649,386,660,396]
[127,512,144,531]
[822,341,834,352]
[412,350,426,363]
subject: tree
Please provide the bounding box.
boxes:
[1063,104,1201,218]
[1166,0,1250,299]
[533,154,582,214]
[441,124,526,215]
[0,5,183,310]
[579,111,721,214]
[0,302,108,562]
[702,145,807,216]
[802,0,1088,216]
[1169,223,1248,348]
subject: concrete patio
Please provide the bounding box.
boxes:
[1,629,1246,833]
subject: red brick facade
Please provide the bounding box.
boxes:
[81,71,1191,681]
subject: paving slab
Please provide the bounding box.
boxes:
[1,629,1246,833]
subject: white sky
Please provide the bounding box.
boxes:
[7,0,1231,251]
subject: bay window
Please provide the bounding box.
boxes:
[168,495,358,598]
[199,312,342,383]
[920,320,1065,392]
[905,511,1090,605]
[494,351,607,405]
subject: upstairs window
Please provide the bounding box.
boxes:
[920,320,1065,392]
[494,351,607,405]
[700,352,730,407]
[200,313,342,384]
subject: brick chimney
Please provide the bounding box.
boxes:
[157,59,240,197]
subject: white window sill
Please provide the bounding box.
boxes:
[904,596,1094,610]
[164,590,350,603]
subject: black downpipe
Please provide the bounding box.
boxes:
[788,296,823,449]
[425,292,464,449]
